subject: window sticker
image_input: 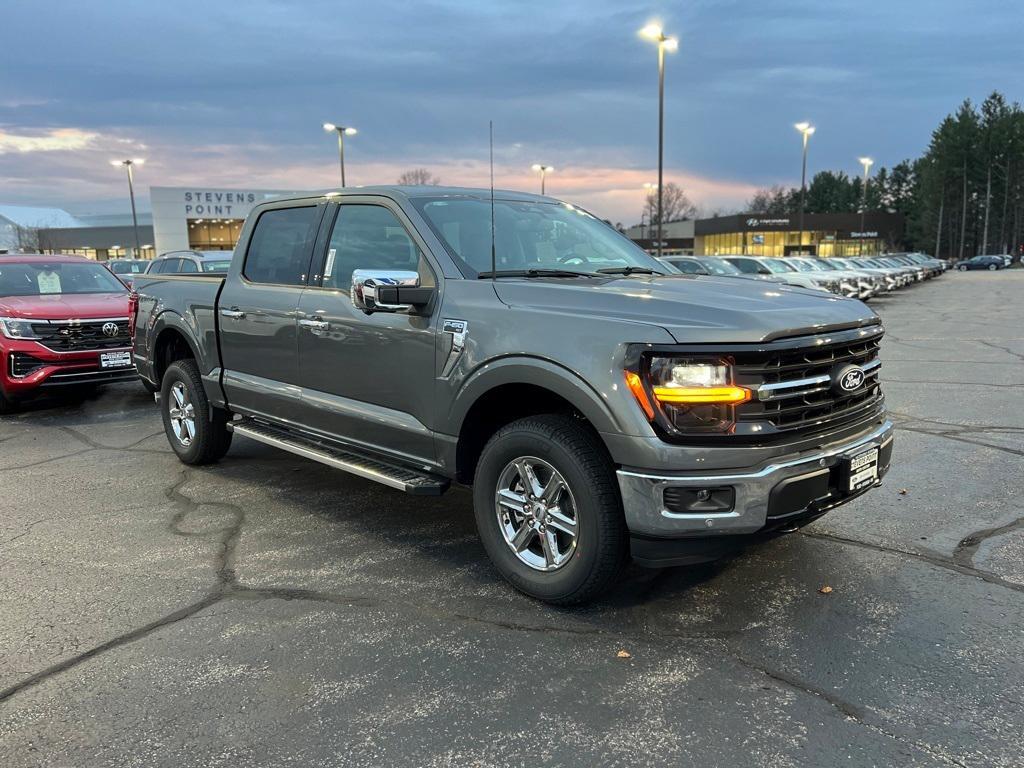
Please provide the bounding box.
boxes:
[324,248,336,278]
[37,271,62,294]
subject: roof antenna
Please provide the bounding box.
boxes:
[489,120,496,281]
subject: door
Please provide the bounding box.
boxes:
[218,203,324,421]
[295,201,439,465]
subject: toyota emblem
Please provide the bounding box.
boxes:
[102,322,120,337]
[833,364,865,394]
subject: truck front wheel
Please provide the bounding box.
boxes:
[472,414,628,605]
[160,359,232,464]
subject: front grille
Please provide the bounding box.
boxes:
[9,352,48,378]
[732,326,884,437]
[31,319,130,352]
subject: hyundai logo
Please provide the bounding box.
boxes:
[833,364,866,394]
[102,322,120,337]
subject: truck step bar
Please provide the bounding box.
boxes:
[229,419,449,496]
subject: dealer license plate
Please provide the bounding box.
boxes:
[845,447,879,492]
[100,351,132,369]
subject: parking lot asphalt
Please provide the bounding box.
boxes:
[2,270,1023,768]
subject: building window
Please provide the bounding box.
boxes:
[188,218,245,251]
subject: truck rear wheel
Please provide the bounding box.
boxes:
[472,414,627,605]
[160,359,232,464]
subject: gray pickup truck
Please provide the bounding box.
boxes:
[131,186,894,604]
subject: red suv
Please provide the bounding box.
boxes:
[0,254,136,412]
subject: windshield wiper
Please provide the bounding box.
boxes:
[596,266,663,276]
[477,269,599,279]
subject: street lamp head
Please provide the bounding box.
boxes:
[643,182,658,190]
[794,122,815,136]
[344,127,357,135]
[859,156,874,168]
[662,37,679,52]
[532,164,553,173]
[132,158,145,165]
[322,122,336,132]
[639,22,663,40]
[111,158,144,167]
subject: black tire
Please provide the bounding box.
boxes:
[472,414,628,605]
[0,388,18,415]
[988,263,997,271]
[160,359,232,464]
[958,265,967,271]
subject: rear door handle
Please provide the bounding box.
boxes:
[220,308,246,319]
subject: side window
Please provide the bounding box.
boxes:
[322,204,434,290]
[670,259,702,274]
[178,259,199,273]
[243,206,319,285]
[147,259,165,274]
[729,258,758,274]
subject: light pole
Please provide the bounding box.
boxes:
[110,159,144,260]
[858,156,874,255]
[794,122,815,255]
[322,123,357,187]
[640,23,678,259]
[531,164,554,195]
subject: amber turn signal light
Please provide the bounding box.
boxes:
[624,371,655,420]
[652,385,751,404]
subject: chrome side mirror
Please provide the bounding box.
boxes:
[351,270,431,314]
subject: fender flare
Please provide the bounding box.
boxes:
[148,310,207,377]
[444,355,624,438]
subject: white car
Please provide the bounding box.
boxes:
[720,255,844,295]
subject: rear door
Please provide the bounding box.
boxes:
[218,202,326,421]
[295,199,440,464]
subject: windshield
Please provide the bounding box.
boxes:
[698,258,742,276]
[789,259,819,273]
[110,260,147,274]
[412,197,664,277]
[0,261,127,297]
[203,260,232,272]
[764,258,796,273]
[812,260,841,271]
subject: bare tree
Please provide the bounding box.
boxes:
[397,168,441,186]
[746,184,793,214]
[12,225,40,253]
[644,182,698,225]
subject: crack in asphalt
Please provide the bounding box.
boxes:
[980,340,1024,364]
[0,517,51,548]
[954,515,1024,568]
[0,429,167,472]
[801,530,1024,595]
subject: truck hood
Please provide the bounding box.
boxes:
[492,275,878,343]
[0,292,130,321]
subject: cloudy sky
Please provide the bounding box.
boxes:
[1,0,1020,224]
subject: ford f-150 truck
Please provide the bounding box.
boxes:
[131,187,893,604]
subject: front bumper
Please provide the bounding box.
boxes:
[1,339,137,399]
[617,419,894,543]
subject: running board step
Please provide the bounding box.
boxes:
[229,419,449,496]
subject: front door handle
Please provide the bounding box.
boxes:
[298,318,330,334]
[220,308,246,319]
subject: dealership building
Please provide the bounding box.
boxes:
[30,186,303,260]
[628,211,905,258]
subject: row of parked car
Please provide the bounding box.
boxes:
[660,252,948,300]
[105,250,233,288]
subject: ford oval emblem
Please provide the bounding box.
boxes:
[834,364,865,394]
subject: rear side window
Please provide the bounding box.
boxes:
[244,206,319,285]
[178,259,199,273]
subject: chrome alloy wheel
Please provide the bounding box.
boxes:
[167,381,196,447]
[495,456,578,571]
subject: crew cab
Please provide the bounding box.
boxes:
[132,187,894,604]
[0,253,136,412]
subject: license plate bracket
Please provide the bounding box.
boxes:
[840,446,879,493]
[100,351,132,369]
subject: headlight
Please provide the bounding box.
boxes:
[625,356,750,434]
[0,317,43,339]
